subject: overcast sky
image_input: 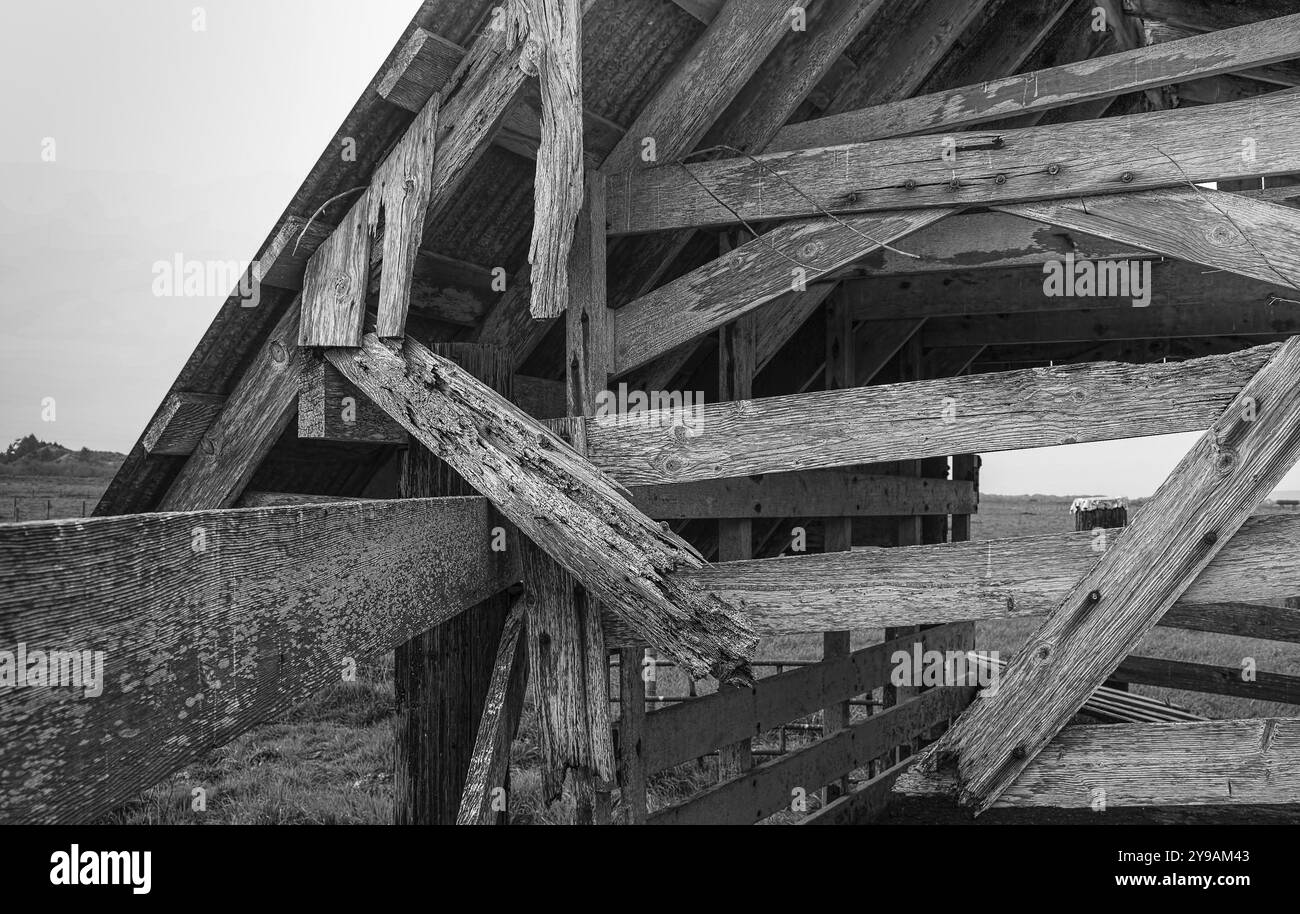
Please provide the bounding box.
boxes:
[1,1,1296,498]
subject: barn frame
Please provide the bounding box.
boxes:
[4,0,1300,825]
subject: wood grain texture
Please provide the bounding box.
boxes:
[368,95,440,338]
[457,598,527,825]
[1161,600,1300,643]
[606,90,1300,234]
[0,496,508,824]
[256,217,335,291]
[913,336,1300,814]
[520,540,614,802]
[611,209,957,375]
[325,334,757,680]
[617,645,648,823]
[141,392,225,456]
[644,625,974,773]
[665,514,1300,636]
[770,13,1300,151]
[523,0,584,319]
[564,172,610,416]
[587,343,1279,485]
[299,192,372,347]
[158,304,303,510]
[474,0,814,367]
[299,352,408,444]
[377,27,464,113]
[896,718,1300,809]
[649,686,975,825]
[998,186,1300,289]
[629,471,975,519]
[800,757,911,825]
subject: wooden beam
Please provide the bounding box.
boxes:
[606,90,1300,234]
[325,334,756,680]
[654,513,1300,637]
[611,209,958,375]
[1129,0,1300,34]
[912,335,1300,814]
[141,392,225,456]
[896,718,1300,810]
[584,343,1279,485]
[474,0,817,366]
[1111,655,1300,705]
[522,0,584,319]
[457,598,528,825]
[629,470,975,519]
[771,13,1300,151]
[922,299,1300,348]
[376,26,464,114]
[1159,600,1300,643]
[648,686,974,825]
[644,626,975,773]
[158,304,303,510]
[0,495,509,823]
[849,258,1294,322]
[997,186,1300,289]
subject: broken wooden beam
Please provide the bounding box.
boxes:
[605,90,1300,234]
[457,597,528,825]
[908,335,1300,814]
[324,333,757,680]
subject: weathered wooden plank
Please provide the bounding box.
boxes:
[299,190,373,348]
[523,0,584,319]
[158,304,303,510]
[299,351,407,444]
[1111,656,1300,705]
[235,491,364,508]
[141,392,226,456]
[0,496,509,824]
[325,334,756,680]
[474,0,816,367]
[564,173,611,417]
[799,757,912,825]
[377,26,464,113]
[649,686,974,825]
[587,343,1279,486]
[629,471,976,519]
[851,259,1294,322]
[643,626,974,772]
[922,299,1300,348]
[457,598,528,825]
[1130,0,1299,34]
[997,186,1300,289]
[606,90,1300,234]
[520,540,614,802]
[770,13,1300,151]
[1161,600,1300,643]
[896,718,1300,809]
[617,645,648,824]
[609,514,1300,640]
[913,336,1300,814]
[611,209,957,375]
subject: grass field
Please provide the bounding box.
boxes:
[3,476,1295,823]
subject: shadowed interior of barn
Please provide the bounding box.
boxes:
[4,0,1300,825]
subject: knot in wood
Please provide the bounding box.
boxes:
[331,273,351,299]
[1207,224,1236,246]
[269,340,287,364]
[518,36,543,76]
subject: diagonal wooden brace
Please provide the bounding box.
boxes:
[325,333,758,682]
[903,335,1300,814]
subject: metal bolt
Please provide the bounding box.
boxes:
[948,178,961,191]
[994,173,1007,185]
[904,179,917,190]
[1047,163,1061,176]
[1202,531,1218,546]
[1087,589,1101,604]
[1011,744,1028,760]
[1120,171,1134,183]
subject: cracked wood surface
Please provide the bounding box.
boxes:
[907,335,1300,814]
[325,333,756,680]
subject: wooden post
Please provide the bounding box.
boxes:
[717,229,757,782]
[882,334,924,765]
[618,646,649,823]
[394,343,517,825]
[557,171,616,822]
[949,452,980,716]
[1072,496,1130,531]
[821,288,853,802]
